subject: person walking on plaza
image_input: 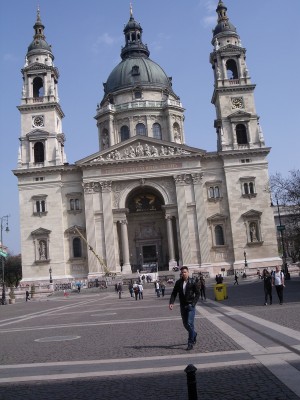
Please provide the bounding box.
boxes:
[133,284,139,300]
[128,283,134,298]
[117,283,122,299]
[25,290,30,301]
[138,282,143,299]
[234,273,239,285]
[199,275,206,301]
[169,266,200,351]
[262,269,272,305]
[155,280,160,297]
[160,282,166,297]
[272,265,285,304]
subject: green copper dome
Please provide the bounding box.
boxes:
[103,10,173,96]
[104,57,171,94]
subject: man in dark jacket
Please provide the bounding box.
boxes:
[169,266,200,350]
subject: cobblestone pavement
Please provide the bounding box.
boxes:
[0,277,299,399]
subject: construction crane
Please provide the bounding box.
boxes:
[73,226,115,277]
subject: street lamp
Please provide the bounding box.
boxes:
[244,251,248,267]
[1,215,10,306]
[49,266,53,283]
[275,194,288,276]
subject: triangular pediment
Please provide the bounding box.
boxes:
[227,110,252,120]
[26,129,50,139]
[76,136,206,165]
[241,209,262,219]
[207,213,227,222]
[31,227,51,237]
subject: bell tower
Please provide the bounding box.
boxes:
[17,8,66,169]
[210,0,265,152]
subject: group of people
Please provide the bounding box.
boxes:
[263,265,285,305]
[127,282,144,300]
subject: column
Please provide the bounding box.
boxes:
[165,215,176,266]
[108,115,114,146]
[174,174,191,265]
[100,181,117,271]
[120,219,131,273]
[191,173,210,265]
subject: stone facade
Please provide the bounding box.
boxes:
[14,3,280,283]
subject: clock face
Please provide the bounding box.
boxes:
[33,116,44,127]
[231,97,244,109]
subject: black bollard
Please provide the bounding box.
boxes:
[184,364,198,400]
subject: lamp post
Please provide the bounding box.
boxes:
[244,251,248,268]
[275,194,288,276]
[1,215,10,306]
[49,266,53,283]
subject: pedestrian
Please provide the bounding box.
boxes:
[169,266,200,351]
[234,273,239,285]
[77,284,81,293]
[128,283,134,297]
[117,283,122,299]
[155,280,160,297]
[160,282,166,297]
[133,284,139,300]
[272,265,285,304]
[138,282,143,299]
[25,290,30,301]
[199,275,206,300]
[262,269,272,305]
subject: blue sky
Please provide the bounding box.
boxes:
[0,0,299,254]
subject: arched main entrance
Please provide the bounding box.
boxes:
[123,186,172,273]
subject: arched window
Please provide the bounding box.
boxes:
[249,182,254,194]
[215,225,225,246]
[33,77,44,98]
[153,123,162,140]
[244,183,249,195]
[226,59,238,79]
[136,123,146,136]
[120,125,129,141]
[34,142,44,163]
[236,124,248,144]
[73,237,82,258]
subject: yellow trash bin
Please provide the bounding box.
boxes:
[214,283,228,301]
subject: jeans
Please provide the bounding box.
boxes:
[275,285,283,303]
[180,304,196,345]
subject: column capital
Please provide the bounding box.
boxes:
[83,182,101,193]
[100,181,112,192]
[120,219,128,225]
[191,173,204,184]
[173,174,192,185]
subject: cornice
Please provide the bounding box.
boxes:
[17,102,64,118]
[219,147,271,158]
[12,164,79,177]
[211,84,256,103]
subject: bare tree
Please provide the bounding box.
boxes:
[271,170,300,262]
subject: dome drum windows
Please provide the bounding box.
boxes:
[136,123,147,136]
[152,123,162,140]
[120,125,130,141]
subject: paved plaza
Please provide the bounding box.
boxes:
[0,277,299,399]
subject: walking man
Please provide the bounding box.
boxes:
[169,266,200,351]
[272,265,285,304]
[234,273,239,285]
[262,269,272,305]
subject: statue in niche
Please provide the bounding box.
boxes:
[250,223,258,242]
[168,147,174,155]
[216,66,221,80]
[39,241,46,260]
[102,132,109,150]
[174,126,181,143]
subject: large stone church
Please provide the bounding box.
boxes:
[14,1,280,283]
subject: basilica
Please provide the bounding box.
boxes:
[14,1,280,283]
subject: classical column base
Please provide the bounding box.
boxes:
[121,263,132,274]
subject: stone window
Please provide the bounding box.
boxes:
[120,125,130,141]
[32,195,48,216]
[73,237,82,258]
[236,124,248,145]
[136,123,146,136]
[240,177,256,198]
[34,142,45,163]
[65,226,86,261]
[152,123,162,140]
[66,193,82,214]
[206,181,222,202]
[207,214,227,248]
